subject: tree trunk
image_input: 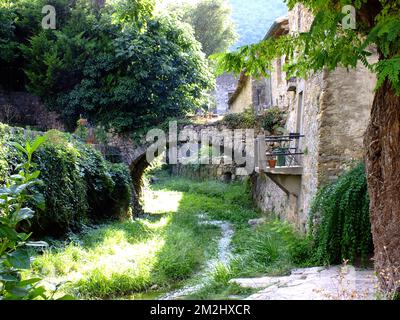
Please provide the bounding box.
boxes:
[365,79,400,297]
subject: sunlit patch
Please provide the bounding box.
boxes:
[143,190,183,214]
[140,216,171,231]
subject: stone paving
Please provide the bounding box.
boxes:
[230,266,378,300]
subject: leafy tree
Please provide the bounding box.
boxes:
[1,0,214,133]
[167,0,237,57]
[0,0,71,90]
[215,0,400,295]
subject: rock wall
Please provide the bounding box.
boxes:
[251,173,289,218]
[0,91,64,131]
[212,73,238,115]
[171,164,238,182]
[318,63,377,185]
[251,3,377,232]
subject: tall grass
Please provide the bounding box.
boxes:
[28,175,311,300]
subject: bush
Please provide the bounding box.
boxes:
[0,135,72,300]
[0,124,133,237]
[259,106,286,133]
[309,163,373,265]
[222,108,257,129]
[222,107,286,132]
[2,0,214,133]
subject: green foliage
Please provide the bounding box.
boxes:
[0,135,72,300]
[259,106,286,132]
[215,0,400,97]
[0,0,214,132]
[0,0,71,90]
[27,175,311,300]
[222,107,285,132]
[167,0,237,57]
[309,163,373,265]
[222,108,257,129]
[0,125,133,237]
[231,220,312,277]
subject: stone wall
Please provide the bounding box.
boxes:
[251,3,377,232]
[318,64,377,185]
[229,76,253,114]
[270,56,292,111]
[212,73,238,115]
[251,173,289,219]
[0,91,64,131]
[171,164,238,182]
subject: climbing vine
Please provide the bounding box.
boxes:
[309,163,373,265]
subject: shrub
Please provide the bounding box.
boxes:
[309,163,373,265]
[259,106,286,133]
[222,107,286,133]
[0,125,132,237]
[222,108,256,129]
[0,135,73,300]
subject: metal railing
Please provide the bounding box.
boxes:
[256,133,304,168]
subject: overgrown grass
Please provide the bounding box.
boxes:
[152,175,313,299]
[28,175,311,300]
[28,188,219,299]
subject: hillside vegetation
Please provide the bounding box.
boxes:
[229,0,287,48]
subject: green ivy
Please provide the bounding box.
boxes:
[0,125,133,237]
[0,134,73,300]
[309,163,373,266]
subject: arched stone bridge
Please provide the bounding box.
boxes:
[106,121,260,215]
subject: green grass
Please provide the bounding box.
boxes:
[27,174,312,300]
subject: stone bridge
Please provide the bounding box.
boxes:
[106,121,263,215]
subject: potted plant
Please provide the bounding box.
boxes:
[268,156,277,168]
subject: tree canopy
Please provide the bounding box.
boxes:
[167,0,237,57]
[0,0,214,133]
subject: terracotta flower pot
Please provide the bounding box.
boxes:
[268,159,277,168]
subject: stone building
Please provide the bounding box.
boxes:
[212,73,238,115]
[233,5,377,232]
[228,16,289,114]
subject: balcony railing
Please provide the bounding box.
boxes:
[256,133,304,169]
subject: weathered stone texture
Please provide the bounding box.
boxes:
[251,4,377,232]
[251,173,289,220]
[212,73,238,115]
[318,64,377,185]
[229,75,253,114]
[0,91,64,131]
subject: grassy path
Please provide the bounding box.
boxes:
[27,176,310,300]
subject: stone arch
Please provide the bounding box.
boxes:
[129,152,150,216]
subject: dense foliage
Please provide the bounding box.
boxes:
[309,163,373,265]
[167,0,237,57]
[0,135,72,299]
[222,107,286,132]
[0,0,214,133]
[0,124,132,237]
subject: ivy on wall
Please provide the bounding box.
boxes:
[0,124,132,237]
[309,163,373,266]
